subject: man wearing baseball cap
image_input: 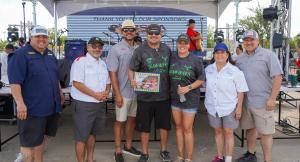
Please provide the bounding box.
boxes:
[129,24,172,162]
[70,36,110,162]
[8,25,64,162]
[236,29,283,162]
[106,19,142,162]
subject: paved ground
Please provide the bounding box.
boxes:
[0,98,300,162]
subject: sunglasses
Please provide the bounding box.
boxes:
[122,28,136,33]
[90,44,103,49]
[147,31,160,36]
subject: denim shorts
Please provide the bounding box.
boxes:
[171,105,198,114]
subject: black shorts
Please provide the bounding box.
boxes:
[18,113,60,147]
[135,100,171,133]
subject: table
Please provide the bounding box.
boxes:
[235,85,300,148]
[277,85,300,135]
[0,87,18,152]
[0,87,73,151]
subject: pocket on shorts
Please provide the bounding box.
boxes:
[263,111,274,126]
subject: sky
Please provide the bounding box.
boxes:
[0,0,299,41]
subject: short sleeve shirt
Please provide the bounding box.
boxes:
[70,53,111,103]
[106,40,138,99]
[186,27,197,52]
[169,54,205,108]
[129,43,171,102]
[205,62,249,117]
[236,46,283,109]
[8,44,62,117]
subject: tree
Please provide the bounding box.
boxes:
[207,25,215,48]
[290,34,300,51]
[239,3,271,48]
[47,28,67,56]
[0,40,8,50]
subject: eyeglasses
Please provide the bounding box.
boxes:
[122,28,136,33]
[147,31,160,36]
[90,44,103,49]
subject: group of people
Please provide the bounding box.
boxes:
[6,18,283,162]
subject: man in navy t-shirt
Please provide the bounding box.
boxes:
[8,25,63,162]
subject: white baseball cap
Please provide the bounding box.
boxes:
[243,29,259,40]
[121,19,135,29]
[31,25,48,37]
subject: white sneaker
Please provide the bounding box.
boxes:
[14,153,23,162]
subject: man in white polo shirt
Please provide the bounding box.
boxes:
[70,37,111,162]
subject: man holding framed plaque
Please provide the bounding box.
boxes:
[128,24,172,162]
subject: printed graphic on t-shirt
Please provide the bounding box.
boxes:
[169,63,193,81]
[145,56,169,73]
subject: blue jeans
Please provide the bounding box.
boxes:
[171,105,198,114]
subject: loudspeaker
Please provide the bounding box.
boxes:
[64,40,87,63]
[272,33,283,48]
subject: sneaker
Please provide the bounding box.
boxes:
[236,152,257,162]
[137,154,149,162]
[123,144,142,157]
[14,153,23,162]
[160,150,172,162]
[114,152,124,162]
[211,155,224,162]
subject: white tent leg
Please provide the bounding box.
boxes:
[54,1,58,56]
[285,0,292,80]
[215,0,219,30]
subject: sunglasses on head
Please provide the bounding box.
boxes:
[147,31,160,36]
[90,44,103,49]
[122,28,136,33]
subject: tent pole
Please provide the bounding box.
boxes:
[285,0,292,81]
[215,0,219,30]
[54,1,58,56]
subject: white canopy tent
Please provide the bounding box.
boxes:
[38,0,251,53]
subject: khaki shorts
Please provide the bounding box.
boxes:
[115,97,137,122]
[240,106,275,135]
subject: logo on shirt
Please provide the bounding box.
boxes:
[27,51,36,55]
[145,57,168,73]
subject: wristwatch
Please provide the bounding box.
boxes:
[188,85,193,90]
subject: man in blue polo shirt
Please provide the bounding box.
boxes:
[8,25,63,162]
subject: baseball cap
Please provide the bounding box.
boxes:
[88,37,104,46]
[147,24,161,33]
[31,25,48,37]
[177,34,190,44]
[243,29,259,40]
[214,43,228,53]
[121,19,135,29]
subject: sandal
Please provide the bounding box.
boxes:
[176,156,185,162]
[185,159,192,162]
